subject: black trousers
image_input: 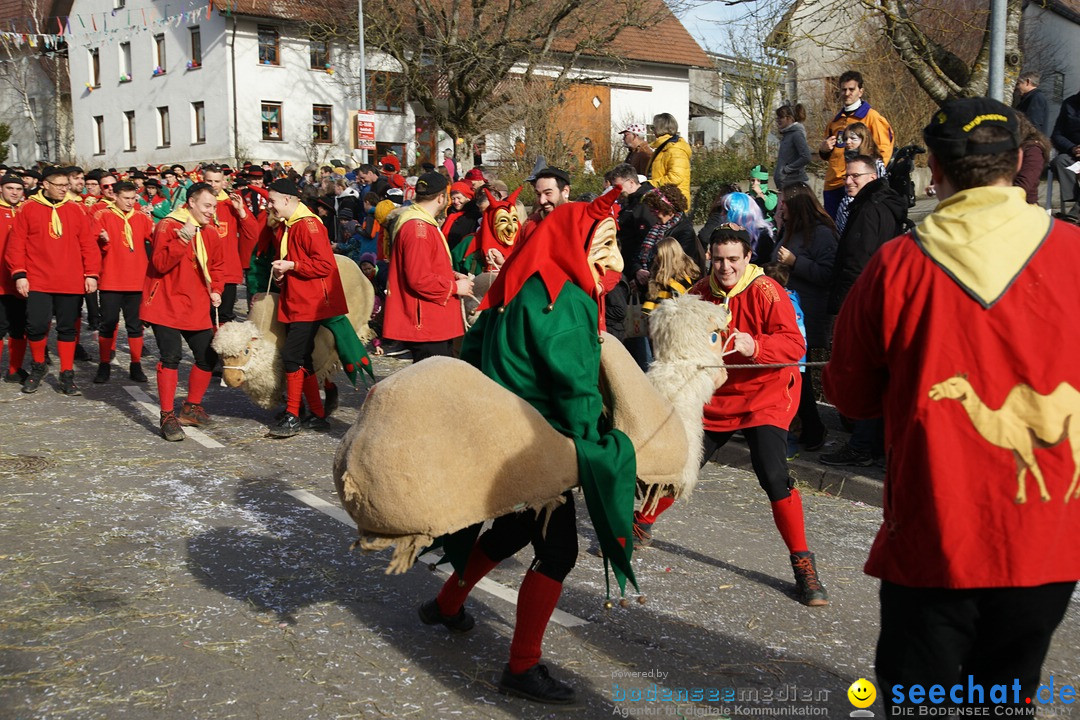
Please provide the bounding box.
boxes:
[0,294,27,339]
[281,321,318,374]
[26,292,82,342]
[701,426,793,502]
[478,491,578,583]
[215,283,238,326]
[83,290,100,332]
[876,580,1076,712]
[98,291,144,338]
[406,339,455,363]
[152,325,217,371]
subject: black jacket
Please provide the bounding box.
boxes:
[828,179,907,315]
[1016,87,1050,137]
[776,223,837,348]
[666,213,708,275]
[618,183,654,277]
[1051,92,1080,155]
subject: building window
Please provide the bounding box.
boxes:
[312,105,332,143]
[153,34,166,74]
[309,38,329,70]
[258,26,279,66]
[89,48,100,87]
[36,140,49,161]
[192,101,205,143]
[124,111,136,151]
[367,71,404,114]
[119,42,132,81]
[113,0,125,8]
[1050,71,1065,103]
[261,102,282,140]
[7,144,17,163]
[158,106,171,147]
[93,116,105,154]
[189,27,202,68]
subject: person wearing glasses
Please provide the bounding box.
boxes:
[5,166,100,395]
[819,155,906,468]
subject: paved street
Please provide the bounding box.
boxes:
[1,339,1078,720]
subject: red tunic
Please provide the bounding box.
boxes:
[275,215,348,323]
[383,211,463,343]
[212,197,256,283]
[94,205,153,292]
[689,274,804,432]
[6,198,100,294]
[0,202,18,295]
[825,222,1080,589]
[141,218,224,330]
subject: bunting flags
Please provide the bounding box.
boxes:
[0,0,219,48]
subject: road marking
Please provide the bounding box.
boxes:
[285,488,589,628]
[122,385,224,448]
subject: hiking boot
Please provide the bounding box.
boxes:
[160,411,185,441]
[499,664,576,705]
[93,362,111,384]
[178,402,213,427]
[819,444,873,467]
[323,383,339,415]
[21,362,47,393]
[790,551,829,607]
[268,412,302,438]
[418,599,475,633]
[800,427,828,452]
[632,520,654,549]
[74,343,90,362]
[4,368,27,384]
[302,414,331,431]
[129,363,148,383]
[58,370,82,396]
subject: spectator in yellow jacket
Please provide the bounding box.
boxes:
[648,113,693,205]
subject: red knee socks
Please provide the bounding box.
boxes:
[634,495,675,526]
[436,544,498,617]
[57,340,75,372]
[285,369,304,416]
[98,335,113,363]
[508,570,563,674]
[771,488,809,554]
[157,363,178,413]
[302,372,325,418]
[29,338,47,364]
[187,367,212,405]
[7,338,27,374]
[128,336,143,363]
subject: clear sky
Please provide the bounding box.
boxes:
[675,1,744,54]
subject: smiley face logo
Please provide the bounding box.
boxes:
[848,678,877,708]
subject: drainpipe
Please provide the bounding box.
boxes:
[231,15,239,163]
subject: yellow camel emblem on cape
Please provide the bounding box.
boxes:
[928,375,1080,504]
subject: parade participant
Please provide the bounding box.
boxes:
[457,186,524,273]
[83,170,102,204]
[825,97,1080,711]
[379,155,406,191]
[0,175,27,382]
[382,172,473,362]
[142,183,224,441]
[648,225,826,606]
[419,189,634,705]
[520,167,571,243]
[203,165,255,325]
[20,169,41,196]
[264,178,350,438]
[92,181,153,384]
[161,167,185,209]
[143,179,171,222]
[5,166,100,395]
[65,166,86,204]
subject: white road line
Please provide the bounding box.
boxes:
[122,385,224,449]
[285,488,590,628]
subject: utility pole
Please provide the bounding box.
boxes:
[358,0,368,164]
[987,0,1006,101]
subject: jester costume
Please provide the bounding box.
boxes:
[454,187,523,274]
[420,190,637,705]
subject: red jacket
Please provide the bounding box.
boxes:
[825,210,1080,589]
[212,196,257,283]
[0,202,18,295]
[238,211,264,271]
[383,209,463,343]
[690,272,804,432]
[275,214,348,323]
[6,197,100,294]
[94,204,152,291]
[141,217,224,330]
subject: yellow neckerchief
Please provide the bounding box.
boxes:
[104,200,135,251]
[279,202,319,260]
[29,193,69,236]
[709,263,765,301]
[394,203,452,260]
[166,206,212,286]
[914,186,1051,308]
[215,190,229,202]
[0,197,16,210]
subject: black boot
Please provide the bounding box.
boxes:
[790,551,829,607]
[21,362,47,394]
[4,368,27,384]
[268,412,302,438]
[323,383,339,415]
[418,599,475,633]
[93,363,111,384]
[160,410,185,441]
[498,664,576,705]
[129,363,148,383]
[74,343,90,362]
[58,370,82,396]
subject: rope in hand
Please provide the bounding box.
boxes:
[700,360,828,370]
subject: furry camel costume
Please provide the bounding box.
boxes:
[211,254,375,409]
[334,293,729,574]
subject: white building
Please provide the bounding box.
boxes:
[1020,0,1080,126]
[688,52,789,150]
[63,0,708,169]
